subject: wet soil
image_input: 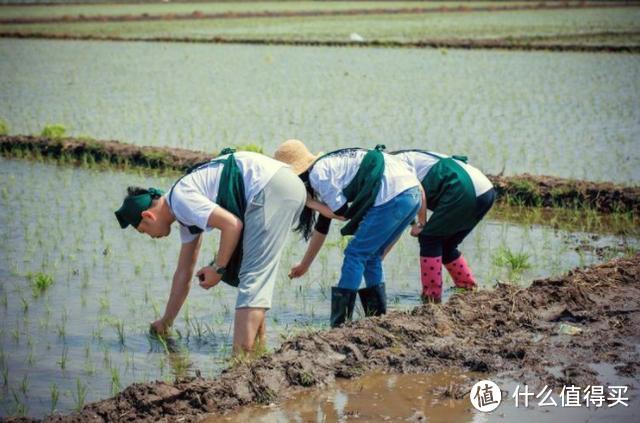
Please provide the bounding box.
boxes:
[2,135,639,214]
[1,31,638,53]
[4,254,639,422]
[0,2,633,26]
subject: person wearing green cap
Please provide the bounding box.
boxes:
[115,151,306,354]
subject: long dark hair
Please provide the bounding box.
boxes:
[294,171,316,241]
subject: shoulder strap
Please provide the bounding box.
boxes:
[167,155,227,234]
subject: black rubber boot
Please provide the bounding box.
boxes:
[330,287,357,328]
[358,283,387,317]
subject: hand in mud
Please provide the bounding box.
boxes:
[150,319,169,337]
[196,266,222,289]
[410,223,424,237]
[289,262,309,279]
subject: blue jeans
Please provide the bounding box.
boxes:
[338,186,421,291]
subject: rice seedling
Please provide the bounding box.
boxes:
[56,321,66,340]
[99,295,110,312]
[0,119,8,136]
[19,374,29,396]
[20,296,29,314]
[58,346,68,371]
[49,383,59,414]
[40,124,67,139]
[110,367,122,396]
[72,378,88,411]
[29,272,54,297]
[111,319,126,346]
[11,389,27,416]
[492,246,532,276]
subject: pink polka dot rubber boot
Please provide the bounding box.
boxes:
[444,255,476,290]
[420,256,442,304]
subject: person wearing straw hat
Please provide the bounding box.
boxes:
[391,149,495,303]
[114,150,306,354]
[274,139,423,327]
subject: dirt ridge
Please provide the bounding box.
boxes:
[3,254,639,422]
[1,31,638,53]
[2,135,638,213]
[0,2,636,25]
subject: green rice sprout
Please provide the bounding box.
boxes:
[19,374,29,396]
[72,378,88,411]
[41,124,67,139]
[492,246,532,275]
[58,346,68,371]
[110,367,121,396]
[50,383,59,414]
[29,272,54,297]
[113,319,126,345]
[0,119,8,136]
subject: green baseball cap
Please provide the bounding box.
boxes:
[114,187,165,229]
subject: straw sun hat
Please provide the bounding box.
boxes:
[274,139,319,175]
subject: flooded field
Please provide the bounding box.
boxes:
[0,3,639,419]
[0,2,534,20]
[2,7,639,44]
[1,39,639,183]
[0,156,637,418]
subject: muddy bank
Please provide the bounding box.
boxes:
[0,2,634,25]
[488,173,640,213]
[1,135,638,214]
[2,31,638,53]
[4,254,637,422]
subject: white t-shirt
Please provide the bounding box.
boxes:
[395,150,493,197]
[309,149,419,212]
[166,151,286,243]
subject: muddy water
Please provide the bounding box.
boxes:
[207,370,640,423]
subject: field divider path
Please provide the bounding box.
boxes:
[3,254,639,422]
[1,30,639,53]
[1,135,638,214]
[0,2,636,25]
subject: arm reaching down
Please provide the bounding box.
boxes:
[151,234,202,336]
[289,229,327,278]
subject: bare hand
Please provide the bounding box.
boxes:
[410,223,424,237]
[289,262,309,279]
[150,319,169,337]
[196,266,222,289]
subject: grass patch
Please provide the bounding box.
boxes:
[0,120,8,136]
[40,124,67,139]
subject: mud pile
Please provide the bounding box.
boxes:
[2,135,638,214]
[4,254,637,423]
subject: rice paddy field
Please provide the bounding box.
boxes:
[0,1,639,421]
[1,40,639,183]
[0,156,637,417]
[2,7,639,45]
[0,2,536,19]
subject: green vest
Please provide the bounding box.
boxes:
[215,149,246,287]
[420,155,477,237]
[169,148,245,287]
[312,145,386,236]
